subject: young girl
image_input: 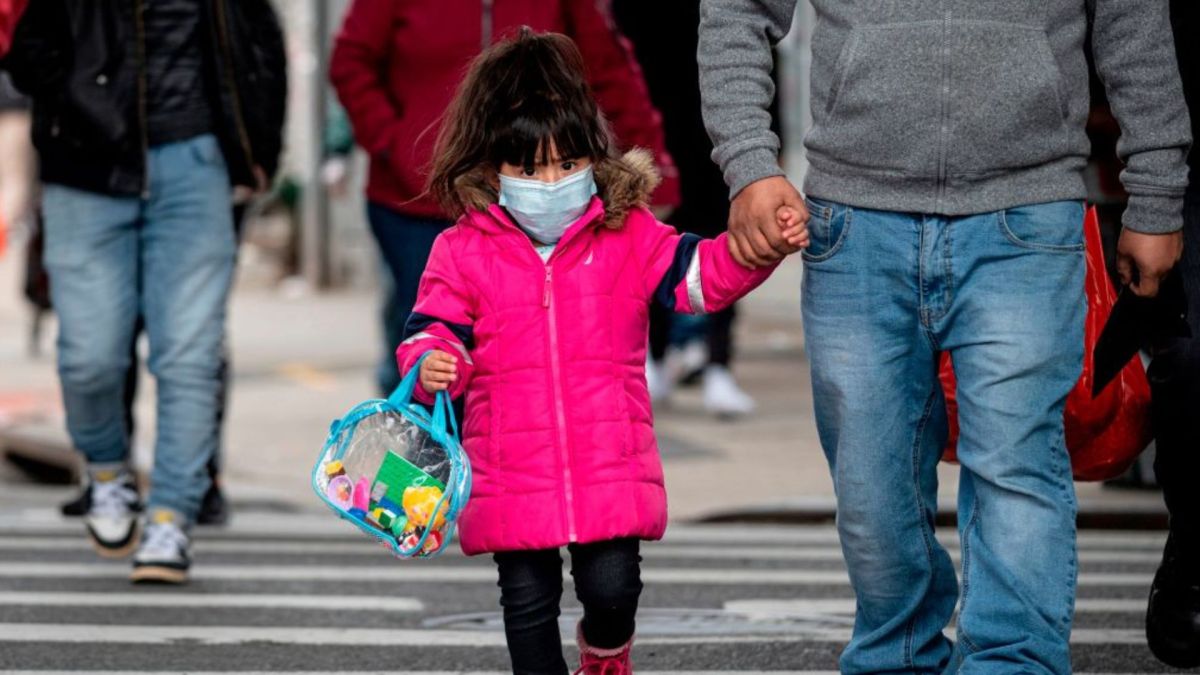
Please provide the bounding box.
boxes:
[396,29,806,674]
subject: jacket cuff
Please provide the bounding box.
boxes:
[1122,192,1186,234]
[722,145,785,200]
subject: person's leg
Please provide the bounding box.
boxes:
[1145,197,1200,667]
[938,201,1085,675]
[801,200,957,674]
[494,548,568,675]
[40,184,141,470]
[569,537,642,650]
[706,305,734,367]
[41,183,143,553]
[139,134,237,525]
[703,304,756,416]
[366,203,450,396]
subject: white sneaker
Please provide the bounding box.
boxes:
[84,469,141,559]
[665,340,709,385]
[646,358,673,404]
[704,365,756,418]
[130,511,191,584]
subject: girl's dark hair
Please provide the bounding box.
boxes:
[428,28,613,217]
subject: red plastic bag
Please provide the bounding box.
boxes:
[940,207,1152,481]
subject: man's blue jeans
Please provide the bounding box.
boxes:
[801,198,1085,674]
[41,134,236,523]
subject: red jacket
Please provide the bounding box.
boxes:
[329,0,680,220]
[0,0,28,57]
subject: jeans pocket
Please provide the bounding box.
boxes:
[802,197,853,263]
[998,200,1086,252]
[188,135,226,169]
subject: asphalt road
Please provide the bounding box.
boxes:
[0,502,1190,673]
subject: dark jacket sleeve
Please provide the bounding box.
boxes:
[0,0,70,98]
[1089,0,1192,233]
[227,0,287,180]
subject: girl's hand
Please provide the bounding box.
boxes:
[777,205,810,250]
[420,350,459,394]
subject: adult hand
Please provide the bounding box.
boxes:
[1116,229,1183,298]
[728,176,808,268]
[419,349,459,394]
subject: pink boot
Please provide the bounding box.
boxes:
[574,622,633,675]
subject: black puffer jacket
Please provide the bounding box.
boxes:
[1,0,286,195]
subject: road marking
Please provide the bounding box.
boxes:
[0,592,422,612]
[0,514,1170,548]
[0,537,1164,563]
[0,562,1156,586]
[723,597,1150,616]
[0,623,1160,646]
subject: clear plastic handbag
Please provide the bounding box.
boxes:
[311,354,471,557]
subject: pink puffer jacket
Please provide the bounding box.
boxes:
[396,151,776,555]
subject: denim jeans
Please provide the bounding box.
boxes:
[801,198,1085,674]
[41,134,236,523]
[366,203,450,395]
[494,538,642,675]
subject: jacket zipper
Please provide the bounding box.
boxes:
[543,263,578,542]
[134,0,150,198]
[212,0,257,175]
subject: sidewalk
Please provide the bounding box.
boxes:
[0,240,1169,525]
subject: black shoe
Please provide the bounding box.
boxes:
[60,483,92,517]
[1146,532,1200,668]
[196,479,229,526]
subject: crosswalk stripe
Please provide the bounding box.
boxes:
[0,623,1158,646]
[0,513,1170,547]
[0,562,1157,586]
[0,592,423,611]
[0,538,1165,564]
[722,598,1151,615]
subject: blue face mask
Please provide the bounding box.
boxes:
[498,166,598,245]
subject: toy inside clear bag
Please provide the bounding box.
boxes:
[311,355,471,558]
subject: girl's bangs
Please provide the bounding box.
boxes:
[494,103,601,169]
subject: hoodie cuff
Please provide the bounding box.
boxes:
[722,145,786,200]
[1122,192,1186,234]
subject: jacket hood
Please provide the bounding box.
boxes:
[454,148,661,231]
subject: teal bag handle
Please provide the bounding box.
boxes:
[312,351,472,558]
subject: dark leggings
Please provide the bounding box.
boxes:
[494,538,642,675]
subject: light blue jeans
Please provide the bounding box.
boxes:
[41,134,236,523]
[801,198,1085,674]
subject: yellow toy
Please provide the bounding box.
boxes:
[403,485,449,530]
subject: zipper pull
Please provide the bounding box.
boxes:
[543,268,552,308]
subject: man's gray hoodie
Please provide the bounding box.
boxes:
[699,0,1192,233]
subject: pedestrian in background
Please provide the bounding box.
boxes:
[612,0,761,417]
[329,0,680,397]
[699,0,1190,673]
[2,0,285,584]
[398,30,795,674]
[1145,0,1200,666]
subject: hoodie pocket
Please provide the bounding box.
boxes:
[945,22,1070,175]
[805,23,944,177]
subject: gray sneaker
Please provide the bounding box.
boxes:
[130,511,191,584]
[83,470,141,558]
